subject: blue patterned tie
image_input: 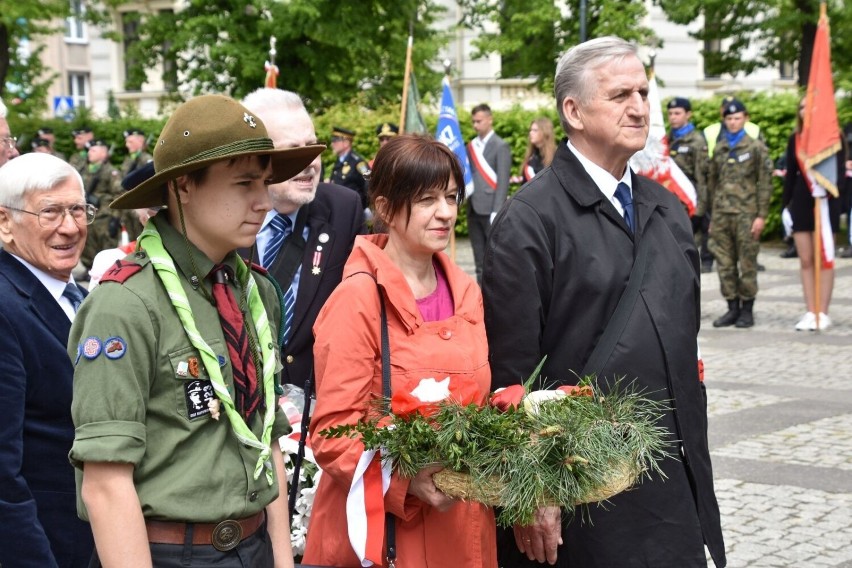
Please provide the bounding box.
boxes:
[63,282,84,312]
[263,214,293,269]
[614,182,634,233]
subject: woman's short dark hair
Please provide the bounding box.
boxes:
[369,134,466,224]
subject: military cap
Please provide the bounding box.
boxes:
[112,94,325,210]
[722,99,747,117]
[37,127,54,136]
[376,122,399,139]
[31,137,51,149]
[86,139,109,149]
[666,97,691,112]
[72,127,93,136]
[123,128,146,138]
[331,126,355,141]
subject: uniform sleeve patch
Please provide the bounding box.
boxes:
[103,337,127,360]
[82,337,103,359]
[185,380,214,420]
[100,259,144,284]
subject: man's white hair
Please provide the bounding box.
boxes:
[0,153,85,212]
[242,88,310,122]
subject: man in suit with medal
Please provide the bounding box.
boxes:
[242,88,366,390]
[0,153,95,567]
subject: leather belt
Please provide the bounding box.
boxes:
[146,511,265,552]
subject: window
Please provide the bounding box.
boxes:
[65,0,87,42]
[122,12,142,91]
[69,72,89,110]
[703,38,722,79]
[779,60,794,80]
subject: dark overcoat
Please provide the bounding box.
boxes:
[482,143,726,567]
[0,251,94,567]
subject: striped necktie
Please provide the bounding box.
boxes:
[62,282,84,312]
[614,182,634,233]
[263,214,293,269]
[210,265,260,420]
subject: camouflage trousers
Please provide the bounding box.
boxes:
[708,212,760,301]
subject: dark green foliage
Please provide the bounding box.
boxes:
[321,375,670,527]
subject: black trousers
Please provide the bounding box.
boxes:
[89,523,274,567]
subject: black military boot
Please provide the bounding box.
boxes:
[735,299,754,328]
[713,300,740,328]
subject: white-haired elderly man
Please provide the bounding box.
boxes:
[483,36,726,568]
[0,153,95,567]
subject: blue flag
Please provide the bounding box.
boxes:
[435,77,473,195]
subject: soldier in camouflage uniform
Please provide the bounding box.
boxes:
[120,128,154,240]
[706,100,772,328]
[68,127,93,174]
[666,97,712,272]
[80,139,123,271]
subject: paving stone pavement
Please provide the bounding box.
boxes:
[450,236,852,567]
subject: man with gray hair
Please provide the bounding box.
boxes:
[483,37,725,567]
[241,88,365,390]
[0,153,95,567]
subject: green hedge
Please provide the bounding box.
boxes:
[9,92,850,239]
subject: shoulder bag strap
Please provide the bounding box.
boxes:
[580,231,651,380]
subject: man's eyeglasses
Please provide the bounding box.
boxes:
[1,136,17,150]
[3,204,97,228]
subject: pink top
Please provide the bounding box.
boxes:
[416,260,454,322]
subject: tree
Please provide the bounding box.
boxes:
[457,0,658,91]
[1,2,113,117]
[661,0,852,89]
[113,0,447,111]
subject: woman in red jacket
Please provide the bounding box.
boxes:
[304,135,496,568]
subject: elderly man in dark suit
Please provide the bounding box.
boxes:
[0,153,95,567]
[482,37,726,568]
[467,103,511,284]
[242,88,366,390]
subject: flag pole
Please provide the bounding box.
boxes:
[399,22,414,133]
[814,197,822,328]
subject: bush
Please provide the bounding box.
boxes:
[9,92,850,239]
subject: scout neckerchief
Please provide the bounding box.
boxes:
[138,222,277,484]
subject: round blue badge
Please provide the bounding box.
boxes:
[218,355,227,367]
[82,337,102,359]
[103,337,128,360]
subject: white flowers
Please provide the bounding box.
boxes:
[410,376,452,402]
[522,389,567,415]
[285,452,321,557]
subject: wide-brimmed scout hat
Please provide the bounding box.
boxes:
[112,94,325,210]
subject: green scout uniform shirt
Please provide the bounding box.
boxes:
[69,215,290,523]
[706,134,772,219]
[668,126,707,216]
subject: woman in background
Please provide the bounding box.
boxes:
[783,97,844,331]
[518,117,557,184]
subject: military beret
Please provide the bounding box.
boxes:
[37,127,54,136]
[31,137,51,149]
[86,139,109,149]
[123,128,145,138]
[331,126,355,140]
[666,97,691,112]
[376,122,399,138]
[722,99,747,117]
[121,160,155,192]
[72,127,93,136]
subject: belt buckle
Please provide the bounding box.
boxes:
[211,519,242,552]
